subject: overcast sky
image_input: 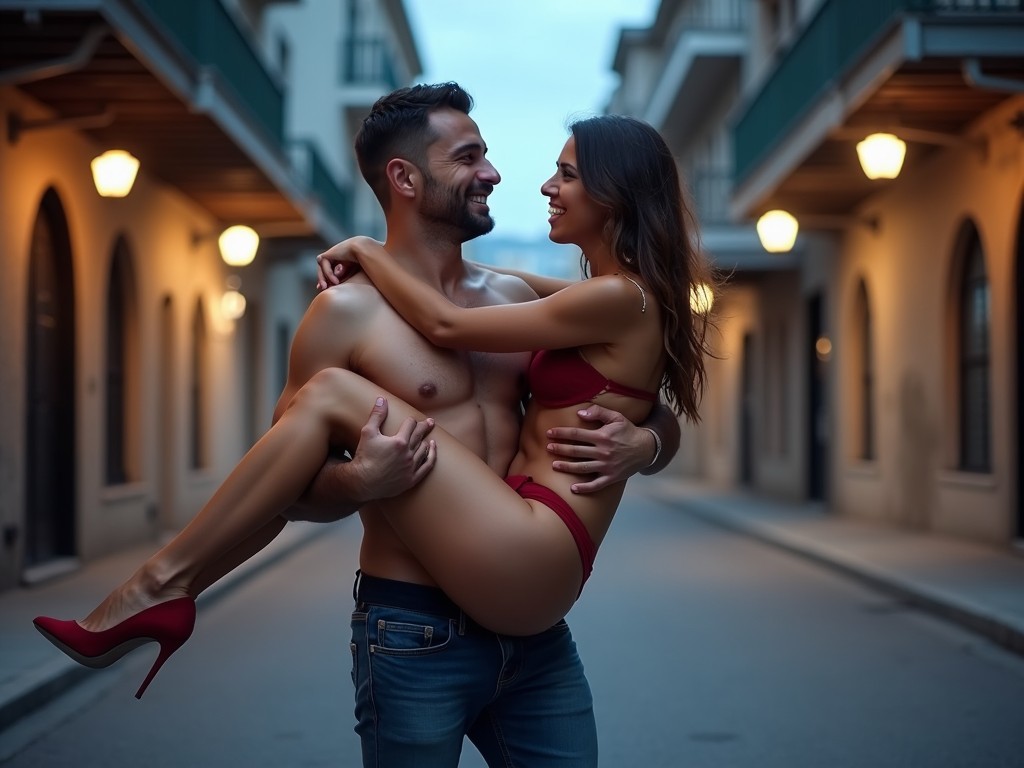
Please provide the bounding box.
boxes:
[403,0,659,241]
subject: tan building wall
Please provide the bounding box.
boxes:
[832,98,1024,544]
[1,87,255,587]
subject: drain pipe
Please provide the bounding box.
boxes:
[962,58,1024,94]
[0,23,109,86]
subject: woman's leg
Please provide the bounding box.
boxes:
[188,517,288,596]
[297,372,584,634]
[81,367,579,635]
[79,372,354,631]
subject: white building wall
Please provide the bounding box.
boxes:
[263,1,350,179]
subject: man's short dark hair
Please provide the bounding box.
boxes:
[354,82,474,207]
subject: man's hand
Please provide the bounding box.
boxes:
[347,397,437,503]
[546,404,659,494]
[286,397,436,521]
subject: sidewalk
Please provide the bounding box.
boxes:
[4,484,1024,735]
[650,478,1024,658]
[0,521,327,734]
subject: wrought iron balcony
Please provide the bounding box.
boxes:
[341,36,398,90]
[138,0,285,147]
[733,0,1022,186]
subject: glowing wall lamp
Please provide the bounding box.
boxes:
[690,282,714,315]
[220,275,246,321]
[90,149,140,197]
[756,209,879,253]
[218,225,259,267]
[855,133,906,180]
[220,289,247,321]
[756,209,799,253]
[195,225,260,266]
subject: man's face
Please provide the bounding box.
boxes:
[419,109,501,242]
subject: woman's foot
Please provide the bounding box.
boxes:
[78,563,191,632]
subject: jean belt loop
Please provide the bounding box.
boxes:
[458,610,466,636]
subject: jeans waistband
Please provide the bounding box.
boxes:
[353,570,464,621]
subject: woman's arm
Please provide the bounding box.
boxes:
[342,237,638,353]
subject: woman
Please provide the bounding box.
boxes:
[34,114,711,698]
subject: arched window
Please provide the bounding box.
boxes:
[851,280,874,460]
[105,236,139,484]
[190,298,209,470]
[958,227,991,472]
[25,188,76,567]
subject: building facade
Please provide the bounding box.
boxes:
[611,0,1024,549]
[0,0,419,591]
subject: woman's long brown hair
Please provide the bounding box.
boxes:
[571,114,714,421]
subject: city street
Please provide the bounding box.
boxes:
[4,479,1024,767]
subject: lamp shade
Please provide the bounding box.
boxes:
[689,282,714,315]
[91,150,140,197]
[856,133,906,179]
[756,209,799,253]
[218,225,259,267]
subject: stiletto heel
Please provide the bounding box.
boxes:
[33,597,196,699]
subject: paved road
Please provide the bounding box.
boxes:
[4,480,1024,766]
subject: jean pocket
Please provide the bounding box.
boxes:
[350,641,358,687]
[369,610,454,657]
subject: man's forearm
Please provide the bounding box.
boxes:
[638,402,681,475]
[283,455,363,522]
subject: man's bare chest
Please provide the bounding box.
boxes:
[354,317,527,414]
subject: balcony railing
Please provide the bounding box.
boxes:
[678,0,747,30]
[341,37,399,90]
[690,169,733,225]
[300,143,354,234]
[733,0,1022,185]
[137,0,285,147]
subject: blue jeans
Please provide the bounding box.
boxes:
[349,572,597,767]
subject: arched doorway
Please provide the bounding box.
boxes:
[807,292,828,501]
[25,189,77,574]
[1016,195,1024,541]
[159,295,177,531]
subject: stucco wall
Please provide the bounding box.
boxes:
[0,88,254,586]
[832,99,1024,543]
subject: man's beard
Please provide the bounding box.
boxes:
[421,172,494,242]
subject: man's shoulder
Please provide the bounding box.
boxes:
[292,278,385,355]
[464,262,538,304]
[307,276,384,320]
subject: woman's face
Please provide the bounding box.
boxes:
[540,137,609,251]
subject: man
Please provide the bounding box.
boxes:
[280,82,679,767]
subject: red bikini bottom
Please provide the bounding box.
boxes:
[504,475,596,596]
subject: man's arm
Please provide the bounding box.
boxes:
[545,402,681,494]
[282,398,436,522]
[274,286,435,522]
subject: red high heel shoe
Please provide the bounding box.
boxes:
[33,597,196,699]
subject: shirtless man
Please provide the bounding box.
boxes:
[282,83,679,767]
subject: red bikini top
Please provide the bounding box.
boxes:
[528,348,659,408]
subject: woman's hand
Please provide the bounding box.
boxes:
[315,236,384,291]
